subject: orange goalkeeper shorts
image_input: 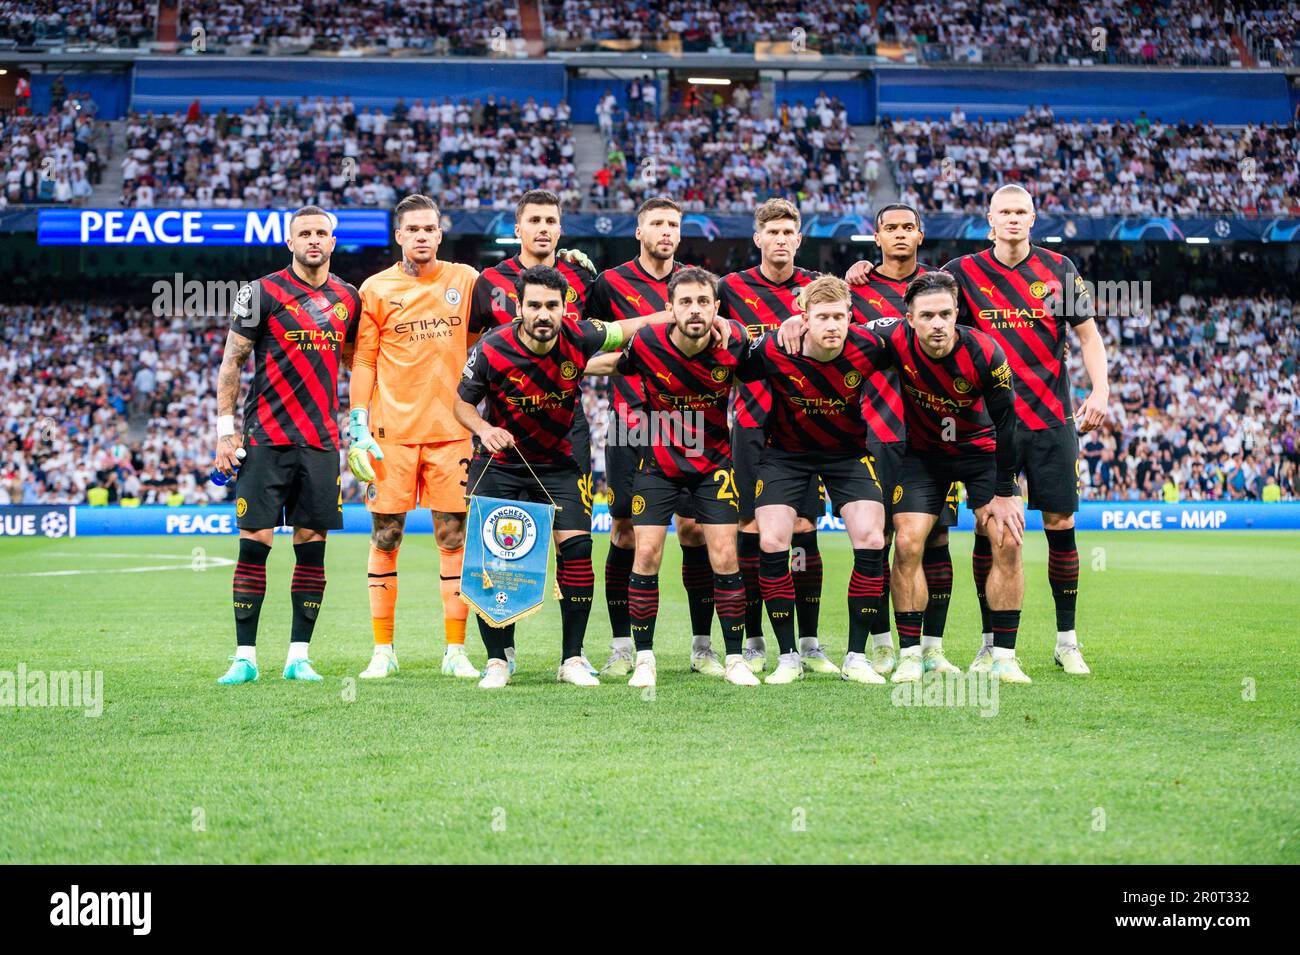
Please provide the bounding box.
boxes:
[366,437,472,514]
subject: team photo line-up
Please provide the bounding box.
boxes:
[210,184,1108,689]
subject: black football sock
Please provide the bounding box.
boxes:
[477,617,510,661]
[557,536,595,661]
[233,538,270,647]
[759,549,797,655]
[921,544,953,638]
[604,542,634,642]
[847,547,885,654]
[713,571,747,656]
[895,610,923,651]
[680,543,715,639]
[972,532,993,634]
[990,609,1021,650]
[791,530,823,640]
[628,572,659,652]
[738,531,764,642]
[877,542,893,633]
[290,540,326,645]
[1044,528,1079,633]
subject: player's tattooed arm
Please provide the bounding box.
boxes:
[217,329,254,420]
[213,330,254,474]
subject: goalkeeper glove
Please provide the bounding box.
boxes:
[557,247,596,275]
[345,408,384,482]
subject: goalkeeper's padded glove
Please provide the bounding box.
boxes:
[346,408,384,483]
[557,247,596,275]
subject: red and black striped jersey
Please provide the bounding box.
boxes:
[736,325,889,455]
[231,268,360,451]
[874,318,1018,491]
[585,258,684,414]
[615,320,748,479]
[718,265,818,428]
[457,318,608,467]
[942,246,1093,432]
[467,255,593,333]
[849,262,933,445]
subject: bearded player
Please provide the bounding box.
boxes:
[468,189,599,674]
[847,187,1108,674]
[213,206,360,684]
[610,267,758,688]
[348,195,480,680]
[587,197,719,678]
[454,266,683,688]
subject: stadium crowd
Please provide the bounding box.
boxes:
[883,108,1300,216]
[553,0,879,53]
[0,88,107,207]
[2,291,1294,507]
[120,95,580,210]
[181,0,520,55]
[0,0,156,49]
[588,91,887,216]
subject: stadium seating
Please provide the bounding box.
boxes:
[882,109,1300,216]
[118,96,578,209]
[588,94,884,216]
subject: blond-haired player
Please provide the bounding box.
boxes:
[349,194,480,679]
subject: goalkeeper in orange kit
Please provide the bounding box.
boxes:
[348,194,481,679]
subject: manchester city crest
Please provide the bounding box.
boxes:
[482,504,539,560]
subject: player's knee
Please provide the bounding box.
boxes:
[793,516,816,534]
[610,518,635,549]
[1042,513,1074,532]
[678,522,704,547]
[758,530,790,553]
[559,534,592,563]
[893,523,927,560]
[434,523,465,550]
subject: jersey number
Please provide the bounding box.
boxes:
[714,469,738,501]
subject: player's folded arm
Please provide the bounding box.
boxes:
[734,333,772,382]
[982,341,1021,496]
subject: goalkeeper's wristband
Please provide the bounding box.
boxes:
[217,415,236,438]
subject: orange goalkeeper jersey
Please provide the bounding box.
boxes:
[355,260,479,444]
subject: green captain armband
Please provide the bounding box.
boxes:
[599,319,624,352]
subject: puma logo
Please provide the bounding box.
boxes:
[654,371,672,385]
[978,284,996,296]
[508,372,528,389]
[790,375,807,390]
[743,296,760,309]
[868,296,885,308]
[285,302,300,316]
[368,583,389,590]
[626,293,643,308]
[388,300,404,310]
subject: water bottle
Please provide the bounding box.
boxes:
[210,447,246,486]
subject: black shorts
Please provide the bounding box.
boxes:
[606,406,694,522]
[733,424,822,521]
[632,466,740,527]
[869,440,957,529]
[894,451,998,516]
[467,455,592,533]
[235,443,342,531]
[1015,422,1080,514]
[755,447,881,514]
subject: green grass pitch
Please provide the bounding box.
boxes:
[0,531,1295,864]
